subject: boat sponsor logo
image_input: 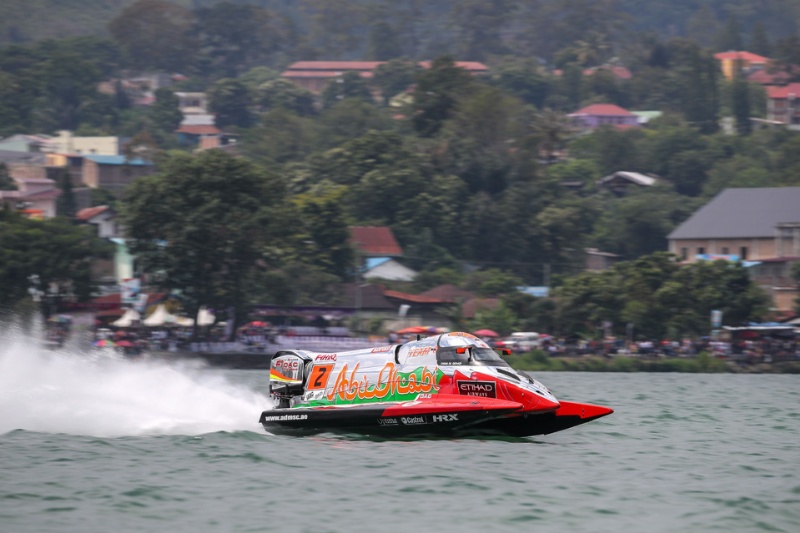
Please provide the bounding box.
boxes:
[263,414,308,422]
[315,354,337,361]
[304,390,325,401]
[407,347,434,358]
[400,416,427,425]
[327,362,439,403]
[457,380,497,398]
[378,418,398,425]
[370,346,394,353]
[273,359,300,370]
[432,414,458,422]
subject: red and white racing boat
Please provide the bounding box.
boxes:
[259,332,612,437]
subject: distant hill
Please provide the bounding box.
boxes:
[0,0,192,44]
[1,0,797,49]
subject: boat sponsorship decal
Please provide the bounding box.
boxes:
[456,380,497,398]
[407,346,435,358]
[400,415,428,425]
[377,418,399,426]
[306,364,335,390]
[309,362,442,406]
[262,413,309,421]
[370,345,394,353]
[315,354,337,361]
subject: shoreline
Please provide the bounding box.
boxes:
[149,350,800,374]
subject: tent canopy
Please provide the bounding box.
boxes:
[111,308,141,327]
[143,304,177,326]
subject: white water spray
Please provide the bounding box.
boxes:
[0,320,271,437]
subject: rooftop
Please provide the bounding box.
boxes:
[668,187,800,240]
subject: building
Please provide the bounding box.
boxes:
[81,155,155,195]
[76,205,122,238]
[362,257,418,282]
[0,134,54,153]
[176,124,222,147]
[282,60,488,95]
[585,248,621,271]
[668,187,800,315]
[0,174,60,219]
[175,92,209,115]
[349,226,404,258]
[766,83,800,127]
[597,171,665,195]
[568,103,639,131]
[714,51,770,81]
[47,131,123,156]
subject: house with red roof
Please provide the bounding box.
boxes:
[714,51,770,81]
[349,226,418,281]
[76,205,121,238]
[176,124,222,146]
[349,226,403,257]
[282,60,488,95]
[567,103,639,131]
[766,83,800,127]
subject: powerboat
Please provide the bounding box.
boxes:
[259,332,612,437]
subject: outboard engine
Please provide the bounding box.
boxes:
[270,351,313,408]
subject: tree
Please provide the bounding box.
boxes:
[365,22,402,61]
[530,108,575,163]
[256,78,315,116]
[449,0,516,60]
[299,0,367,58]
[193,2,286,78]
[0,208,113,315]
[122,150,286,335]
[149,88,183,137]
[372,59,419,105]
[0,163,15,190]
[715,14,743,52]
[731,66,752,136]
[30,44,104,131]
[208,78,253,129]
[292,190,353,279]
[321,71,373,109]
[412,56,475,137]
[490,59,551,109]
[108,0,196,72]
[749,22,771,57]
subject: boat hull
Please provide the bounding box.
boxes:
[258,399,612,438]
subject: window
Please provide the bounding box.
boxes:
[740,247,748,260]
[697,247,705,255]
[721,247,729,255]
[681,247,688,260]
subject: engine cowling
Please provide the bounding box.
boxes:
[270,351,312,406]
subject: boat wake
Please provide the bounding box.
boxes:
[0,321,270,438]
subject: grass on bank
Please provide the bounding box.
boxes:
[504,349,800,373]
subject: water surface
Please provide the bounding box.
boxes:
[1,333,798,532]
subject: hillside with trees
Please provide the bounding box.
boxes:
[1,0,799,339]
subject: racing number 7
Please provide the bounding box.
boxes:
[307,364,334,390]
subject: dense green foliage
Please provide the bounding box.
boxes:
[2,1,799,332]
[0,208,113,314]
